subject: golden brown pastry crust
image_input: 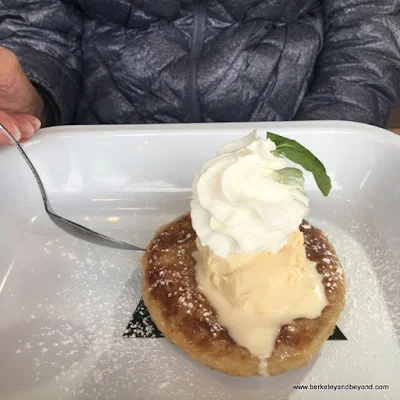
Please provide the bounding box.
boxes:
[141,213,346,377]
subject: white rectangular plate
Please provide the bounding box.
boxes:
[0,121,399,400]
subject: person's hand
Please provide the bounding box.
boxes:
[0,46,44,145]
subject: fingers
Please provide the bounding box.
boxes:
[25,115,41,131]
[0,110,21,144]
[0,110,41,145]
[14,114,41,140]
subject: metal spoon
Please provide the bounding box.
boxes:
[0,123,145,251]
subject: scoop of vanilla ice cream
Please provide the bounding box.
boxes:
[195,231,324,315]
[194,231,328,357]
[191,130,309,258]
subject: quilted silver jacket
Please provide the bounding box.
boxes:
[1,0,399,127]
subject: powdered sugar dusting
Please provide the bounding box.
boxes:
[302,224,344,295]
[303,216,400,396]
[1,208,399,399]
[147,227,225,335]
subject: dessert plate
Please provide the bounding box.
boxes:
[0,121,399,399]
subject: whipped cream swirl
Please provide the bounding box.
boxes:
[190,130,309,258]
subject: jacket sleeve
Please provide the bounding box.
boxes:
[0,0,83,125]
[295,0,400,127]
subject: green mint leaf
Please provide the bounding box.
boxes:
[267,132,332,196]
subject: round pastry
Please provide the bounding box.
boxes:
[141,213,345,377]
